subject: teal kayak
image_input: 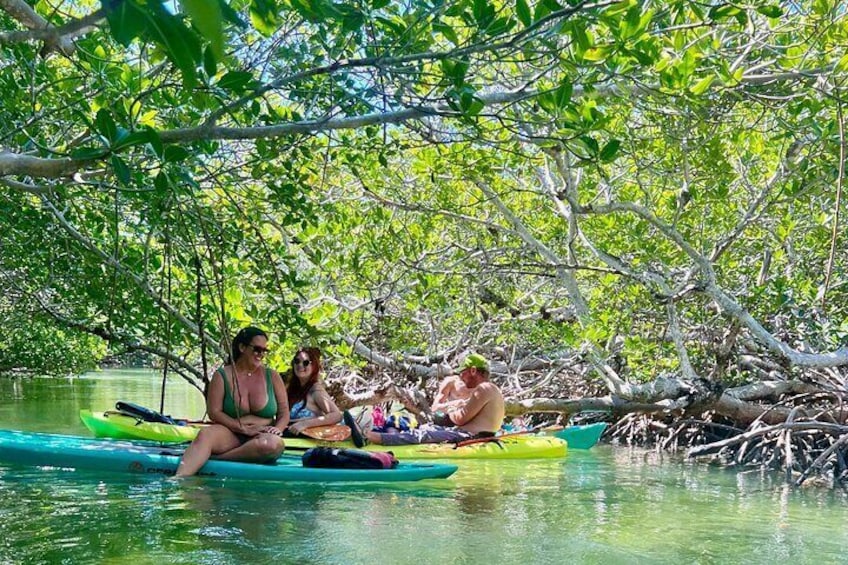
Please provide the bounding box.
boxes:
[0,430,457,483]
[550,422,607,449]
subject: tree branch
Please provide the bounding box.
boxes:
[0,0,91,55]
[40,196,225,356]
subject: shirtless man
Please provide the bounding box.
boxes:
[349,353,505,446]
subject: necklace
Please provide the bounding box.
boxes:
[233,363,261,381]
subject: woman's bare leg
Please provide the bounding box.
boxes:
[175,425,241,477]
[213,433,284,462]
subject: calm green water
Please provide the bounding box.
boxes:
[1,370,847,564]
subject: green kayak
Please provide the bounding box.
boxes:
[80,409,202,442]
[80,410,567,459]
[0,429,457,482]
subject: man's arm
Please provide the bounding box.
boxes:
[431,377,458,412]
[448,383,494,426]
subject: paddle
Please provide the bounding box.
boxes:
[298,424,351,442]
[452,424,547,449]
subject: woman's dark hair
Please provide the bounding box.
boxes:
[230,326,268,363]
[286,347,322,406]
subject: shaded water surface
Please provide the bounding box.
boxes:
[1,371,846,564]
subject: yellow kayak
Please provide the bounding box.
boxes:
[80,410,567,459]
[282,433,566,459]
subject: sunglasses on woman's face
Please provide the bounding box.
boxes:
[294,359,311,368]
[249,344,270,356]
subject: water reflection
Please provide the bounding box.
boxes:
[0,369,207,435]
[5,373,848,563]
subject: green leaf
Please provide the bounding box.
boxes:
[620,5,642,39]
[142,8,201,89]
[110,155,131,185]
[433,21,459,45]
[95,109,118,142]
[341,9,365,32]
[154,171,170,192]
[111,128,162,153]
[250,0,278,35]
[756,5,783,18]
[569,22,590,51]
[146,128,165,158]
[218,71,253,91]
[690,75,715,95]
[105,0,146,46]
[578,135,599,156]
[473,0,494,27]
[600,139,621,162]
[836,53,848,74]
[203,45,218,77]
[534,1,551,22]
[181,0,225,60]
[555,79,572,108]
[164,145,191,163]
[289,0,321,22]
[516,0,531,27]
[708,5,740,21]
[70,147,109,160]
[441,59,469,87]
[536,91,557,113]
[487,16,515,36]
[582,46,609,62]
[460,92,484,116]
[219,0,247,28]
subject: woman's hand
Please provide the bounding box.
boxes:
[259,425,283,436]
[288,421,310,436]
[237,422,266,437]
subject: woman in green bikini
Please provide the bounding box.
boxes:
[176,327,289,477]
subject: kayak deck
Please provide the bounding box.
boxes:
[0,430,457,482]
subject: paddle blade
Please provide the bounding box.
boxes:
[300,424,351,441]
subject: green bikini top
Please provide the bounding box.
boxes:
[218,366,277,419]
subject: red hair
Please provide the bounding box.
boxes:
[286,347,323,406]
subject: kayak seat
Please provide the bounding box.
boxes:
[115,401,178,425]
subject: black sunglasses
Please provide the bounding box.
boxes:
[293,359,311,368]
[248,344,270,356]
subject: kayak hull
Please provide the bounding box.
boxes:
[80,409,202,442]
[0,430,457,482]
[550,422,607,449]
[81,410,567,459]
[283,434,567,459]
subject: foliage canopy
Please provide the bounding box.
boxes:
[1,0,847,395]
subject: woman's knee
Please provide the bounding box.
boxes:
[255,434,284,458]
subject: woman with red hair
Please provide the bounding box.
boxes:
[285,347,342,436]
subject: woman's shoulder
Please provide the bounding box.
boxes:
[308,380,328,394]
